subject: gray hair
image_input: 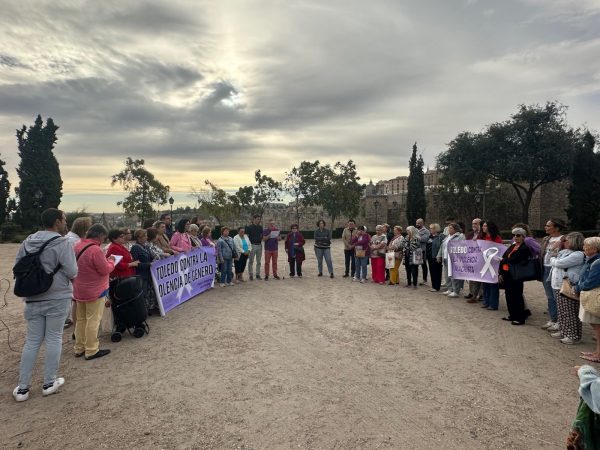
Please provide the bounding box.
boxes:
[584,237,600,253]
[429,223,441,233]
[511,227,527,237]
[189,223,199,232]
[566,232,584,251]
[375,224,383,231]
[406,225,417,238]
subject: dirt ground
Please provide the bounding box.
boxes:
[0,240,587,449]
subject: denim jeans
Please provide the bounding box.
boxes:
[18,298,71,389]
[220,258,233,284]
[355,257,369,280]
[483,283,500,309]
[450,277,464,294]
[248,244,262,277]
[314,247,333,275]
[542,265,558,321]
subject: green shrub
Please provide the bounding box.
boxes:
[1,222,21,242]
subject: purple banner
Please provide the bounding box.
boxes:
[150,246,216,316]
[448,239,507,283]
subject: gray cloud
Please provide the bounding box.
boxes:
[0,0,598,211]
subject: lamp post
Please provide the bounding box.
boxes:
[474,189,485,218]
[480,188,486,219]
[169,196,174,219]
[374,200,380,225]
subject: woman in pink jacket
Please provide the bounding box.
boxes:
[73,224,116,360]
[170,218,192,253]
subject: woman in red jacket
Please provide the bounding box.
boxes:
[106,229,139,278]
[73,224,116,360]
[285,224,305,277]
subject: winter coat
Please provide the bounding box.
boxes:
[131,242,154,283]
[106,242,135,278]
[550,249,585,290]
[217,236,237,261]
[73,239,115,301]
[285,231,306,262]
[15,231,78,302]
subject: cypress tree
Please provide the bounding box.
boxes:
[0,154,10,225]
[15,115,62,229]
[406,142,426,224]
[567,131,600,230]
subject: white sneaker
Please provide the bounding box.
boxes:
[220,283,225,287]
[42,377,64,397]
[442,290,451,295]
[448,292,459,298]
[360,279,365,284]
[561,337,580,345]
[541,321,554,330]
[547,323,560,332]
[428,288,438,292]
[13,386,29,402]
[550,331,563,339]
[227,283,234,286]
[352,277,358,282]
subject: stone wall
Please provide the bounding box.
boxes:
[358,180,571,231]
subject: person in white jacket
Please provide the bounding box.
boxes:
[436,223,465,298]
[233,227,252,282]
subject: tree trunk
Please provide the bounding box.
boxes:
[510,183,531,225]
[521,190,534,224]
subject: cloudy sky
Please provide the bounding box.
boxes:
[0,0,599,212]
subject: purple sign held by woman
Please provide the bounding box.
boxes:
[150,246,216,316]
[448,240,507,283]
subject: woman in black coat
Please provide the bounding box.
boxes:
[130,229,158,314]
[499,227,533,325]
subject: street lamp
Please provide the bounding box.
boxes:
[474,190,485,218]
[374,200,380,225]
[169,196,174,219]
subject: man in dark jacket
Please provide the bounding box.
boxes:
[246,215,264,280]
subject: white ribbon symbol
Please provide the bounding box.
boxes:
[480,247,499,279]
[175,255,193,303]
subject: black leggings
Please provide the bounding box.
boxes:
[427,258,443,290]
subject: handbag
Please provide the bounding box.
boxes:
[509,258,541,282]
[411,248,424,265]
[385,252,395,269]
[100,303,114,334]
[355,246,366,258]
[560,278,580,301]
[581,288,600,317]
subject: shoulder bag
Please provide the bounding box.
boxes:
[559,270,580,301]
[385,252,395,269]
[581,287,600,317]
[411,248,424,265]
[509,257,541,282]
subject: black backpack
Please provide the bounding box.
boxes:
[13,236,62,298]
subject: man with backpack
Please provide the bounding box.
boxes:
[12,208,78,402]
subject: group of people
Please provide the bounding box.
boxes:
[12,208,600,419]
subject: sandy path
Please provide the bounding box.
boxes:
[0,241,583,449]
